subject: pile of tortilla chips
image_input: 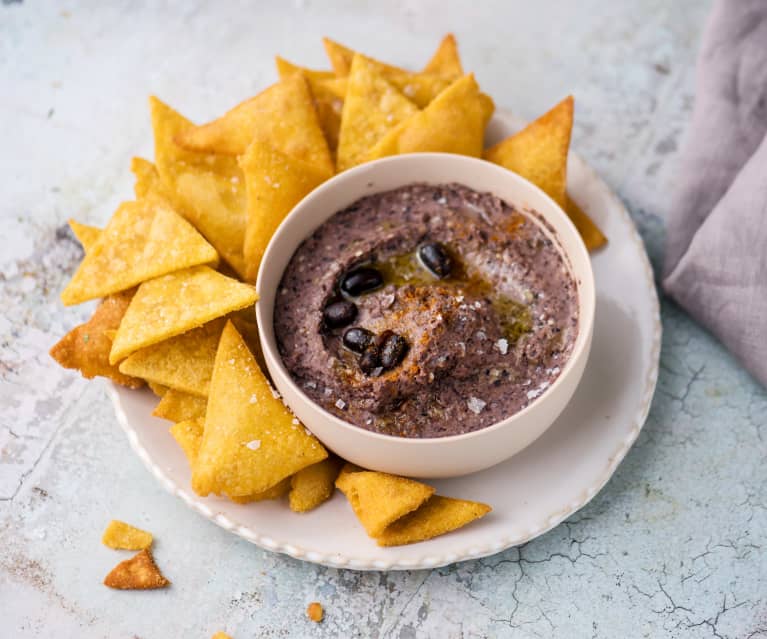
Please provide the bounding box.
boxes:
[51,34,606,547]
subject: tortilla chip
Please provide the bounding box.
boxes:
[50,290,143,388]
[310,79,345,155]
[566,194,607,252]
[60,198,219,306]
[289,456,343,513]
[307,602,324,623]
[228,477,291,504]
[169,418,204,467]
[240,142,328,282]
[150,96,248,278]
[192,322,327,497]
[153,389,207,422]
[101,520,153,550]
[375,495,491,546]
[175,76,333,178]
[68,219,101,252]
[367,74,485,161]
[109,265,257,364]
[384,71,453,109]
[212,633,233,639]
[423,34,463,77]
[322,37,408,77]
[335,470,434,537]
[103,549,170,590]
[130,156,176,205]
[336,55,418,171]
[484,96,574,208]
[119,319,225,397]
[275,56,335,84]
[147,382,168,398]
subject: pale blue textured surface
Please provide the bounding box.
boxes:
[2,2,766,638]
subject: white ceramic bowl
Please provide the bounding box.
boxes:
[256,153,595,478]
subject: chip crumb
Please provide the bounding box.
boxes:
[103,548,170,590]
[307,601,324,623]
[211,633,233,639]
[102,519,153,550]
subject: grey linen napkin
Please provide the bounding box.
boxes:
[663,0,767,387]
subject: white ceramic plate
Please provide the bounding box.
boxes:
[110,109,661,570]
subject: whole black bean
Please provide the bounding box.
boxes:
[359,346,382,375]
[340,267,384,296]
[378,331,409,369]
[342,327,375,353]
[418,242,452,278]
[322,300,357,328]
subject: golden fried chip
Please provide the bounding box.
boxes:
[275,56,335,84]
[101,520,153,550]
[212,633,233,639]
[240,142,328,282]
[192,322,327,498]
[153,389,207,422]
[147,382,168,398]
[60,198,219,305]
[103,549,170,590]
[336,55,418,171]
[50,290,143,388]
[228,477,291,504]
[289,456,343,513]
[130,157,175,204]
[322,37,408,76]
[109,266,257,364]
[150,96,248,278]
[375,495,491,546]
[484,96,574,207]
[175,76,333,178]
[335,470,434,538]
[367,74,485,161]
[423,33,464,77]
[566,194,608,252]
[119,319,225,397]
[68,219,102,252]
[169,418,204,467]
[307,602,324,623]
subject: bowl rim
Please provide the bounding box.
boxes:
[255,152,595,445]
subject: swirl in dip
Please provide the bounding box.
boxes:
[273,183,579,438]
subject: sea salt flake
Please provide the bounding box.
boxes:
[467,397,486,414]
[475,330,487,341]
[437,196,447,205]
[249,394,258,404]
[324,387,333,397]
[245,440,261,450]
[335,398,347,410]
[496,338,509,355]
[305,381,317,389]
[292,417,300,425]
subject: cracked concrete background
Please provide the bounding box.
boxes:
[2,1,766,637]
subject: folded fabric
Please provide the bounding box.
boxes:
[663,0,767,387]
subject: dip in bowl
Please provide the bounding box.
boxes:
[256,154,594,477]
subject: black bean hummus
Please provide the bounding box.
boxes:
[274,183,579,438]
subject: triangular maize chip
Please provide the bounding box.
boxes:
[175,76,333,178]
[101,520,153,550]
[375,495,491,546]
[61,199,219,306]
[566,194,607,252]
[153,388,207,422]
[322,37,408,76]
[335,470,434,537]
[275,55,335,84]
[212,633,233,639]
[240,142,328,282]
[130,156,175,204]
[119,319,225,397]
[169,418,204,467]
[68,219,101,252]
[50,290,143,388]
[228,477,291,504]
[147,382,168,397]
[109,266,257,364]
[423,33,464,77]
[150,97,248,277]
[103,549,170,590]
[289,456,343,513]
[192,322,327,497]
[484,96,574,207]
[367,74,485,161]
[336,55,418,171]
